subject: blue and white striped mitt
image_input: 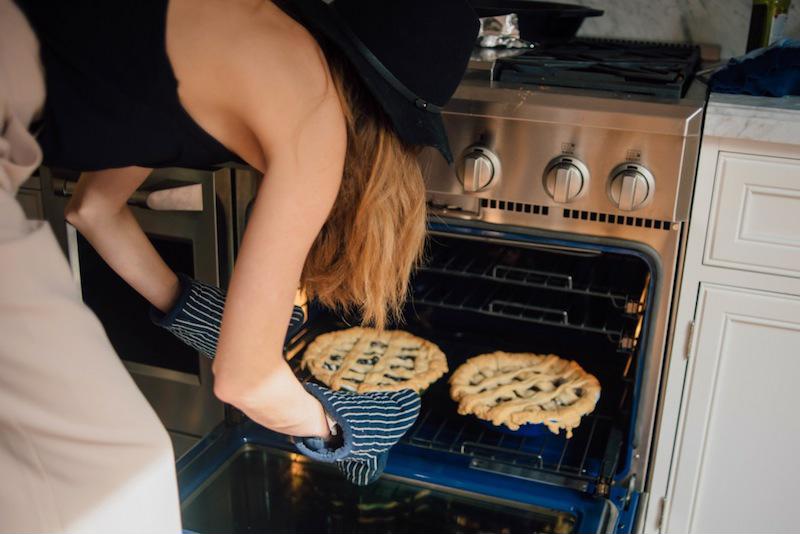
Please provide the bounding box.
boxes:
[150,273,305,357]
[151,275,421,485]
[296,383,421,486]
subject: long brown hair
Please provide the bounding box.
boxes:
[300,44,427,329]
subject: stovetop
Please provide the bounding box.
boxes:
[428,38,707,243]
[490,38,701,99]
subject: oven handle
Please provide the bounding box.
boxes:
[51,177,204,212]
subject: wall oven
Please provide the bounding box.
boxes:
[39,166,257,442]
[173,71,704,532]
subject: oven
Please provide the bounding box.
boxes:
[173,68,704,532]
[178,227,653,533]
[39,166,258,442]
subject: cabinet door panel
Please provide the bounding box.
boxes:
[705,152,800,278]
[667,285,800,533]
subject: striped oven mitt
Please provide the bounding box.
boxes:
[151,274,421,485]
[150,273,305,357]
[296,383,421,486]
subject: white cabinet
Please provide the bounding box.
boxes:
[665,285,800,533]
[705,152,800,278]
[643,95,800,534]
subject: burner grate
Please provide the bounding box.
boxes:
[493,38,701,98]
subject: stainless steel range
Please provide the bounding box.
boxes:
[416,42,704,530]
[175,40,706,534]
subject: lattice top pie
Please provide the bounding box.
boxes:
[302,327,448,393]
[449,352,601,438]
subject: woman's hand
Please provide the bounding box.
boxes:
[298,385,422,486]
[220,362,332,440]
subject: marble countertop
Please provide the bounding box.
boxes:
[704,93,800,146]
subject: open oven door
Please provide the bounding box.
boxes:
[177,223,652,534]
[177,421,621,534]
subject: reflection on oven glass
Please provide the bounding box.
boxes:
[181,445,576,533]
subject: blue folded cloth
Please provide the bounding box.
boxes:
[709,39,800,97]
[296,383,421,486]
[150,273,305,357]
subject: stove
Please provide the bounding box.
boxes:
[491,38,701,99]
[175,39,709,534]
[417,38,706,532]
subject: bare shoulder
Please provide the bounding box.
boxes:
[168,0,323,74]
[167,0,343,170]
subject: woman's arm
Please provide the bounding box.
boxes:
[64,166,181,313]
[212,152,344,438]
[210,26,346,439]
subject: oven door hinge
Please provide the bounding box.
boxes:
[655,496,668,532]
[683,320,695,360]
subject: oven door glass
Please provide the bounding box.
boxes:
[76,232,199,374]
[178,422,617,534]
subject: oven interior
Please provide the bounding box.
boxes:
[179,227,652,533]
[294,230,649,489]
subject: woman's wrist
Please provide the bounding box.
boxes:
[213,357,291,405]
[156,271,182,313]
[214,359,332,439]
[247,386,333,439]
[302,391,334,440]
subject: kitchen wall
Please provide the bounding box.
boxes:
[569,0,800,59]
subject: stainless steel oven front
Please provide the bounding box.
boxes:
[39,166,247,440]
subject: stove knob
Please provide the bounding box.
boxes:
[457,146,500,192]
[608,163,655,211]
[543,157,589,203]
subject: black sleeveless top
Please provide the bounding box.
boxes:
[15,1,244,171]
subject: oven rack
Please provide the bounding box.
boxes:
[412,282,640,351]
[400,350,633,495]
[403,403,617,493]
[419,256,644,314]
[285,316,634,496]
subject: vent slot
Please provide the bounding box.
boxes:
[562,209,673,231]
[481,198,549,216]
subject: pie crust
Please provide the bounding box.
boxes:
[449,351,601,438]
[302,327,448,393]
